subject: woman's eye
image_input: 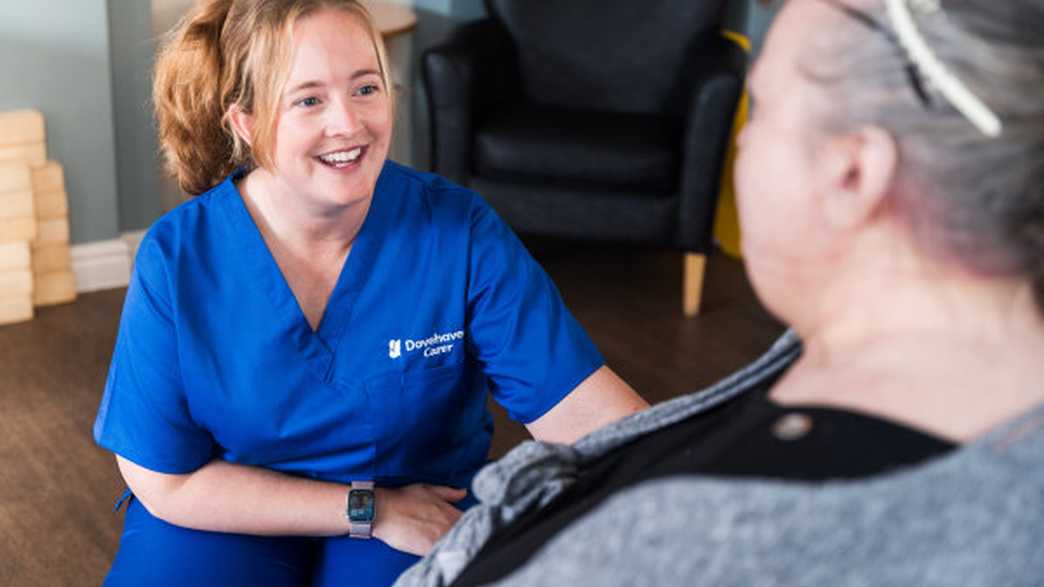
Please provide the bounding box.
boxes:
[355,84,380,97]
[294,96,320,108]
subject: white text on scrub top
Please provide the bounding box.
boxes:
[388,330,465,360]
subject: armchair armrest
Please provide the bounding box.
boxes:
[675,34,747,251]
[422,18,518,183]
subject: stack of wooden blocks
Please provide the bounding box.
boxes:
[31,162,76,307]
[0,109,77,326]
[0,162,36,325]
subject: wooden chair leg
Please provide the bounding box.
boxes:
[683,253,707,318]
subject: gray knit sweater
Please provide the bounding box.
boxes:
[394,332,1044,586]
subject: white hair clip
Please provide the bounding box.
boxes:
[886,0,1003,137]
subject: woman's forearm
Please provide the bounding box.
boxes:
[116,456,465,555]
[117,456,350,537]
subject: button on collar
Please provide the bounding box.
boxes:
[773,413,813,441]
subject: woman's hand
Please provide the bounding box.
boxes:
[372,484,468,556]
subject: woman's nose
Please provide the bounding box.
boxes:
[325,98,360,136]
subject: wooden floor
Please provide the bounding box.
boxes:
[0,242,783,586]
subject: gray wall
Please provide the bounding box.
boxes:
[108,0,162,234]
[0,0,121,244]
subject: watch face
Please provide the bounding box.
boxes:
[348,489,375,522]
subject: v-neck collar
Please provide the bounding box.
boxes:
[220,168,388,380]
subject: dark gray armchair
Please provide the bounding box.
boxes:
[422,0,746,316]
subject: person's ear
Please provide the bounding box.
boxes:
[817,125,897,231]
[226,103,255,148]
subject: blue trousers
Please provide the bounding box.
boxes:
[103,496,422,586]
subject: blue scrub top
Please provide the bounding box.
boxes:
[93,162,604,489]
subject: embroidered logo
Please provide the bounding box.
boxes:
[387,330,465,360]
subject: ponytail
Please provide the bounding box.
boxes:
[154,0,240,196]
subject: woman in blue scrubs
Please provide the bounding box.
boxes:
[92,1,647,585]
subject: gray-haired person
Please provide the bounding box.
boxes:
[393,1,1044,585]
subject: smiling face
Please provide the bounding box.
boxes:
[267,7,393,209]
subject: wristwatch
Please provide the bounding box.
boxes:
[346,480,376,539]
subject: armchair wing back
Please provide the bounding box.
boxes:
[487,0,726,115]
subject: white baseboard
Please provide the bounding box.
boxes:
[70,230,143,293]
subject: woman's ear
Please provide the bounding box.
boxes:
[817,125,898,231]
[226,104,254,148]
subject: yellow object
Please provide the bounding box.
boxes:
[713,30,751,259]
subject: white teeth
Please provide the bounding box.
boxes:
[319,147,363,164]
